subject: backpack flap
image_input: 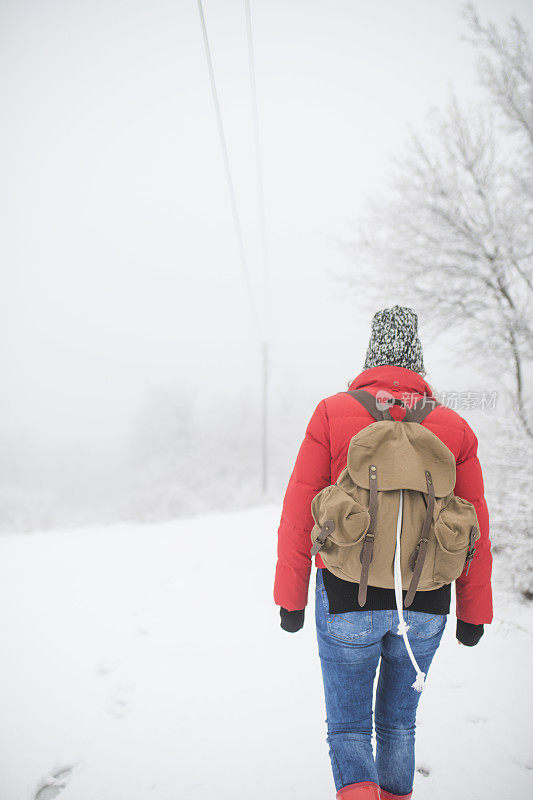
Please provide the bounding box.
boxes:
[346,422,456,495]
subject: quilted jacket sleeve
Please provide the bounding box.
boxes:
[454,417,493,625]
[273,399,331,611]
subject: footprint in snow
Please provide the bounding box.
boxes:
[133,609,151,635]
[107,682,136,719]
[96,659,118,676]
[34,766,74,800]
[107,697,129,719]
[136,623,150,635]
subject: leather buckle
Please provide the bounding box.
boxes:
[465,547,476,575]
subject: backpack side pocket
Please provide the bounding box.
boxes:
[433,495,479,583]
[310,483,370,573]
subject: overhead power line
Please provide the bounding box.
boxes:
[196,0,272,496]
[196,0,262,343]
[244,0,271,496]
[245,0,272,342]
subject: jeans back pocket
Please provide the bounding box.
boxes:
[325,607,373,643]
[406,610,447,639]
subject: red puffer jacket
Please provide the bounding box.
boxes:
[273,365,493,625]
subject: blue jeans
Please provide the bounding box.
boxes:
[315,568,447,795]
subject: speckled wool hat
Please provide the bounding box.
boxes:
[363,305,425,375]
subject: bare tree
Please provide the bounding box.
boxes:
[337,4,533,438]
[462,2,533,145]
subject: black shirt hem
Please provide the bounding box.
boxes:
[321,567,451,615]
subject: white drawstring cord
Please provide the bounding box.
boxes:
[393,489,426,692]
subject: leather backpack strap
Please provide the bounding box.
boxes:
[346,389,395,421]
[310,519,335,557]
[358,464,378,606]
[465,525,478,576]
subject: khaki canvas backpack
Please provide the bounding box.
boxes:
[310,389,480,608]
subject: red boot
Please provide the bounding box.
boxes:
[380,789,413,800]
[336,782,381,799]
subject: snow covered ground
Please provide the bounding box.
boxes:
[0,504,531,800]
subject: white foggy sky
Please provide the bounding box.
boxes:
[1,0,531,449]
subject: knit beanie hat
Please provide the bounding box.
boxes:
[363,305,425,375]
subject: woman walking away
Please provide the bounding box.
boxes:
[273,305,493,799]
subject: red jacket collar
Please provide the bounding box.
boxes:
[348,365,435,398]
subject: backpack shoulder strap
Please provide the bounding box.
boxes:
[403,395,441,424]
[347,389,440,424]
[345,389,395,421]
